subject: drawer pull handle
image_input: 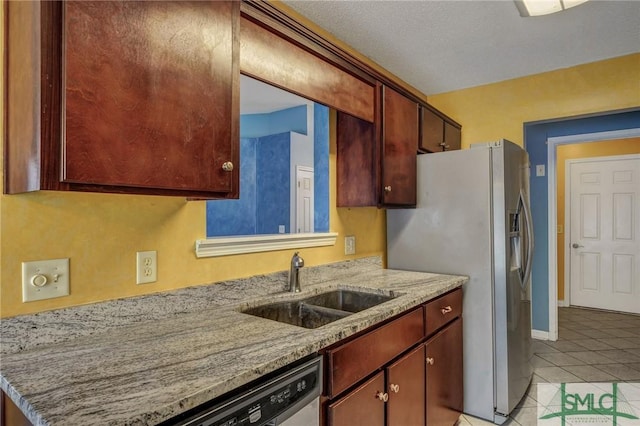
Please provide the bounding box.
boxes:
[426,357,435,365]
[389,384,400,393]
[376,391,389,402]
[441,306,453,314]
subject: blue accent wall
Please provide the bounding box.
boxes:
[525,109,640,332]
[206,102,330,237]
[207,138,257,236]
[256,133,291,234]
[314,104,330,232]
[240,105,308,138]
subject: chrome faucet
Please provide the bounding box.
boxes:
[288,252,304,293]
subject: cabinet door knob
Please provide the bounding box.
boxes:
[426,357,434,365]
[441,305,453,314]
[384,185,392,193]
[389,384,400,393]
[376,391,389,402]
[222,161,234,172]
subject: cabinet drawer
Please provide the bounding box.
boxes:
[325,307,424,398]
[425,288,462,336]
[327,371,385,426]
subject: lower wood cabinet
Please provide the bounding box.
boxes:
[387,345,426,426]
[327,371,386,426]
[426,317,464,426]
[322,288,463,426]
[1,390,33,426]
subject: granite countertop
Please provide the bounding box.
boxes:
[0,257,467,426]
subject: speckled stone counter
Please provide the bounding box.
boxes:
[0,257,467,426]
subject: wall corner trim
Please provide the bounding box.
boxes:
[195,232,338,258]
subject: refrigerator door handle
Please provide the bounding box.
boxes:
[520,190,535,290]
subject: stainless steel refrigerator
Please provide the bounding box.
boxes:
[387,139,534,424]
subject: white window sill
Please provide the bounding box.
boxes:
[195,232,338,258]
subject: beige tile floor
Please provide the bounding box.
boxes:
[459,306,640,425]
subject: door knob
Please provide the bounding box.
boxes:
[572,243,584,249]
[222,161,234,172]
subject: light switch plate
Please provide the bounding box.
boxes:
[22,258,70,302]
[536,164,545,176]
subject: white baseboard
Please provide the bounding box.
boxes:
[532,329,549,340]
[557,300,568,307]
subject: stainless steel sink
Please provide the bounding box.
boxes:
[301,290,395,313]
[241,289,396,329]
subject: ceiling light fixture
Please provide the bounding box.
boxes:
[515,0,589,17]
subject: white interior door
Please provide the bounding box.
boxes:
[568,154,640,314]
[296,166,314,233]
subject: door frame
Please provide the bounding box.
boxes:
[563,153,640,307]
[546,128,640,341]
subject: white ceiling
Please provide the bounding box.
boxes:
[281,0,640,95]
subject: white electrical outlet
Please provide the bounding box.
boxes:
[22,258,70,302]
[136,251,157,284]
[345,236,356,255]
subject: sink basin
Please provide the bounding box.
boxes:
[241,289,396,329]
[301,290,395,313]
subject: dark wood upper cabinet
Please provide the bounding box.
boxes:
[443,120,462,151]
[420,106,445,153]
[419,105,461,153]
[337,85,418,208]
[381,86,418,206]
[5,1,240,198]
[5,1,458,200]
[336,113,378,207]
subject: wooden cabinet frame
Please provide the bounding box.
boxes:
[4,1,241,198]
[4,0,460,200]
[322,288,463,426]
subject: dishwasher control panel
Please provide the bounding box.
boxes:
[168,357,322,426]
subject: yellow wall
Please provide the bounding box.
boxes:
[0,2,385,318]
[556,138,640,300]
[429,54,640,149]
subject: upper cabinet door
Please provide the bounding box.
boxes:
[419,106,445,153]
[381,86,418,206]
[419,105,462,153]
[62,1,239,195]
[443,121,462,151]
